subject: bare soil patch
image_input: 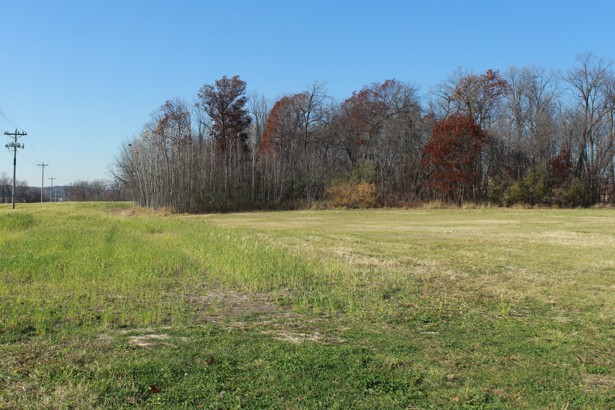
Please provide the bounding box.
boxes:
[127,333,171,348]
[188,289,288,322]
[583,373,615,393]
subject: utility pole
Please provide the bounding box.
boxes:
[4,129,26,209]
[49,177,56,202]
[37,163,49,203]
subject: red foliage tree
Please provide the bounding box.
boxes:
[333,86,387,164]
[550,146,573,186]
[155,100,191,139]
[197,75,251,152]
[332,79,419,169]
[452,69,509,127]
[261,93,308,150]
[422,113,489,202]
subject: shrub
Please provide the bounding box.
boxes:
[326,181,377,208]
[563,178,589,207]
[550,178,589,207]
[503,181,524,206]
[487,179,506,205]
[502,167,551,206]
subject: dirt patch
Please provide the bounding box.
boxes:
[189,289,287,322]
[113,206,172,217]
[261,329,344,345]
[583,373,615,392]
[127,333,171,348]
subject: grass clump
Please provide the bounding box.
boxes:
[0,211,36,230]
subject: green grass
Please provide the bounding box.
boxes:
[1,203,614,408]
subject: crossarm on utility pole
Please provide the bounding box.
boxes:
[4,129,27,209]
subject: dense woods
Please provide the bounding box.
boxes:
[115,53,615,212]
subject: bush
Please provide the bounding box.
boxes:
[503,181,524,206]
[550,178,589,207]
[501,167,550,206]
[487,179,506,205]
[326,181,377,208]
[563,178,589,207]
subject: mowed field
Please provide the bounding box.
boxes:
[0,203,614,409]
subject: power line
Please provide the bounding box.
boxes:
[0,107,42,164]
[17,149,37,166]
[0,108,20,130]
[14,135,41,164]
[24,133,42,163]
[15,133,42,164]
[4,129,26,209]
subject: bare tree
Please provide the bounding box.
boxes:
[500,66,560,179]
[248,92,270,202]
[0,172,10,203]
[66,180,111,201]
[565,52,615,202]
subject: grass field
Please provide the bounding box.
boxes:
[1,202,614,408]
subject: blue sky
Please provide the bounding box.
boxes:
[1,0,614,186]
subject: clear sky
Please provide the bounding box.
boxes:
[1,0,614,186]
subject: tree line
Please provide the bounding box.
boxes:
[0,173,40,203]
[114,53,615,212]
[0,173,126,203]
